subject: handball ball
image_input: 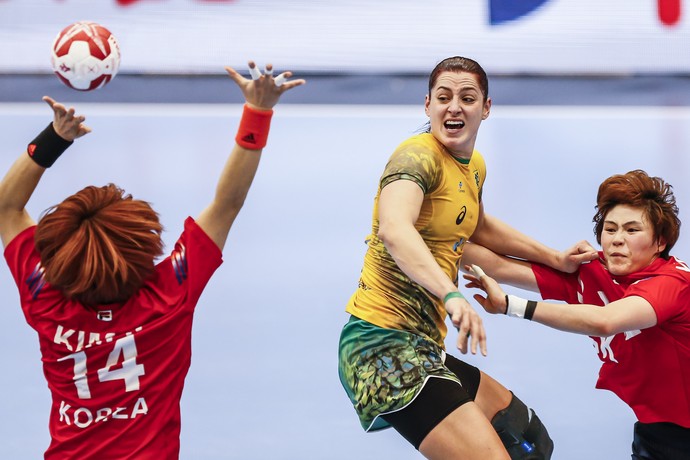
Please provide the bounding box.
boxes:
[51,21,121,91]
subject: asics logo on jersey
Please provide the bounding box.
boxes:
[456,206,467,225]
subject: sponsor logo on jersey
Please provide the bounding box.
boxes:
[456,206,467,225]
[97,310,113,321]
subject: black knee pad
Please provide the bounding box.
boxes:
[491,392,554,460]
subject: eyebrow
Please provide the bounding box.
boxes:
[435,85,479,93]
[604,219,644,226]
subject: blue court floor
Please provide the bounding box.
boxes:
[0,99,688,459]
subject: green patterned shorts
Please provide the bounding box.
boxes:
[338,315,463,432]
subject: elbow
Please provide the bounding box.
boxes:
[377,221,402,250]
[222,195,247,217]
[377,223,392,246]
[230,198,246,215]
[587,316,618,337]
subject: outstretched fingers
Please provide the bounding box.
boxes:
[42,95,67,117]
[42,95,90,140]
[225,61,305,110]
[276,71,306,91]
[224,65,246,86]
[247,60,262,80]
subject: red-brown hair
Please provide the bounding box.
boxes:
[35,184,164,305]
[593,170,681,259]
[428,56,489,102]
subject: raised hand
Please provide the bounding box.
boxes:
[224,61,306,111]
[42,96,91,141]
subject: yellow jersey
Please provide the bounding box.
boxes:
[345,133,486,347]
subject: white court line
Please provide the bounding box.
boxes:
[1,103,690,119]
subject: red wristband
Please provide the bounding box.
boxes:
[235,104,273,150]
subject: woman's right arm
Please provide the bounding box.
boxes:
[0,154,43,247]
[378,179,487,355]
[378,179,459,298]
[195,62,305,251]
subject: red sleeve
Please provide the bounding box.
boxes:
[145,217,223,311]
[176,216,223,303]
[3,225,43,302]
[4,225,37,282]
[531,262,581,303]
[625,270,690,324]
[2,225,65,326]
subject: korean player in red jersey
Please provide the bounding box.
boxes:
[0,61,304,459]
[463,170,690,460]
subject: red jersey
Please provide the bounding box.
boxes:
[4,217,222,459]
[533,255,690,428]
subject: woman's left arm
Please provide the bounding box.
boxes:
[470,204,597,273]
[530,296,657,336]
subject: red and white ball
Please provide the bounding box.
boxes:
[51,21,121,91]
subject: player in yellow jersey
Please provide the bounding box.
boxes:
[338,56,597,460]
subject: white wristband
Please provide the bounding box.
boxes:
[506,294,528,318]
[505,294,538,320]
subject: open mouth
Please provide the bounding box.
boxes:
[444,120,465,130]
